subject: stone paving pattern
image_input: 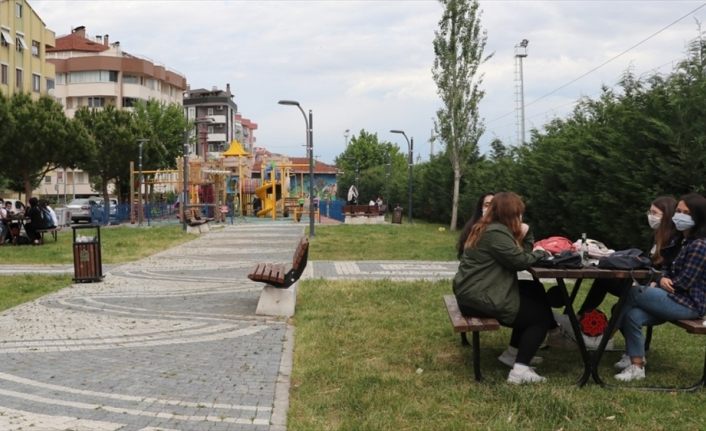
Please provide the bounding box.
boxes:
[0,221,463,430]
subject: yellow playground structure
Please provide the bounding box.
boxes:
[129,138,313,222]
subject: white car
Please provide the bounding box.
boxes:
[66,198,99,223]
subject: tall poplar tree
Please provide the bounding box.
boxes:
[432,0,491,230]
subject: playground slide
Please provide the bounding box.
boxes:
[255,182,280,217]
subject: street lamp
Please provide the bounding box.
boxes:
[514,38,529,145]
[390,129,413,223]
[344,129,350,147]
[136,138,149,226]
[279,100,315,238]
[180,117,214,231]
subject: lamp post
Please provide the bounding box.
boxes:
[181,135,189,232]
[279,100,315,237]
[384,152,391,206]
[390,130,413,223]
[344,129,350,147]
[514,38,529,145]
[136,138,149,226]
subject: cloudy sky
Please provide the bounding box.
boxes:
[32,0,706,164]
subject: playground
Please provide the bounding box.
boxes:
[119,139,345,226]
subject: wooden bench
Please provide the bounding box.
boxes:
[37,227,60,243]
[666,319,706,390]
[248,236,309,289]
[443,295,501,381]
[343,204,384,217]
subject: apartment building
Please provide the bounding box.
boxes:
[0,0,56,97]
[34,25,187,200]
[46,25,187,117]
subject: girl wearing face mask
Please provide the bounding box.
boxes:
[578,196,680,315]
[614,193,706,382]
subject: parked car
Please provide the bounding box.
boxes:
[96,198,118,215]
[66,198,99,223]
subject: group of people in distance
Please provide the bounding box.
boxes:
[453,191,706,384]
[0,197,57,245]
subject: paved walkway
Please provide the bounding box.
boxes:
[0,222,460,431]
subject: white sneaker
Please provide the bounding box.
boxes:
[614,354,646,371]
[507,365,546,384]
[614,364,646,382]
[497,348,543,368]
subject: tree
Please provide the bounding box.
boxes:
[75,105,139,218]
[133,99,189,170]
[0,93,88,198]
[432,0,491,230]
[334,130,403,203]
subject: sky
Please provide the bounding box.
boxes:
[31,0,706,164]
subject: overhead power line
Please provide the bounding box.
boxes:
[486,2,706,125]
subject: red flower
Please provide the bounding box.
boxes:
[579,309,608,337]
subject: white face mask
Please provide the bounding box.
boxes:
[672,213,696,232]
[647,214,661,230]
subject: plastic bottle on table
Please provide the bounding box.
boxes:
[580,232,589,266]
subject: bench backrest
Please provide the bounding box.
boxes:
[282,237,309,287]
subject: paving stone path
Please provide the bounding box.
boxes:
[0,222,462,431]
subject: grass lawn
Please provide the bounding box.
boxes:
[0,224,196,313]
[310,222,458,261]
[290,279,706,430]
[0,224,196,265]
[0,274,72,312]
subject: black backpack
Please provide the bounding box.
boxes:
[534,250,584,269]
[597,248,651,270]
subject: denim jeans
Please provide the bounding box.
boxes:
[619,285,700,358]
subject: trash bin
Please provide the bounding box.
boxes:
[392,205,403,224]
[72,224,103,283]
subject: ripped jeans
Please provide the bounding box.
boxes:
[618,284,700,358]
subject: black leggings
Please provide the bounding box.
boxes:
[510,280,554,365]
[458,280,554,366]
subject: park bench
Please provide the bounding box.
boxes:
[37,226,60,243]
[248,236,309,317]
[343,204,382,216]
[443,295,501,382]
[248,236,309,288]
[185,207,214,233]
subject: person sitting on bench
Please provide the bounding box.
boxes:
[453,192,552,385]
[615,193,706,382]
[24,197,51,245]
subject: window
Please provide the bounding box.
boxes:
[208,125,214,134]
[15,68,22,89]
[46,78,54,90]
[67,70,119,84]
[15,33,27,52]
[31,40,39,57]
[15,2,22,18]
[0,28,12,47]
[87,97,105,108]
[44,176,52,184]
[207,107,214,116]
[1,64,7,85]
[122,97,138,107]
[65,97,73,109]
[123,74,139,84]
[57,171,64,183]
[76,172,85,184]
[32,73,40,92]
[187,107,195,120]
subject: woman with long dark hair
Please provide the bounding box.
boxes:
[453,192,553,384]
[456,192,494,259]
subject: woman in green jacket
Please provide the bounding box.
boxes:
[453,192,552,384]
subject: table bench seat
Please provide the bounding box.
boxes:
[443,295,500,381]
[36,227,60,243]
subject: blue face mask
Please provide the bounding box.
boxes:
[672,213,695,231]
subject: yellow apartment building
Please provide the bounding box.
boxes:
[0,0,55,97]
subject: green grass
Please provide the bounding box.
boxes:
[0,274,72,312]
[290,279,706,430]
[0,224,196,264]
[310,222,458,261]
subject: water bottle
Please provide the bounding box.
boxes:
[580,233,589,266]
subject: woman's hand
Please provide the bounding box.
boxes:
[520,223,529,239]
[659,277,675,294]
